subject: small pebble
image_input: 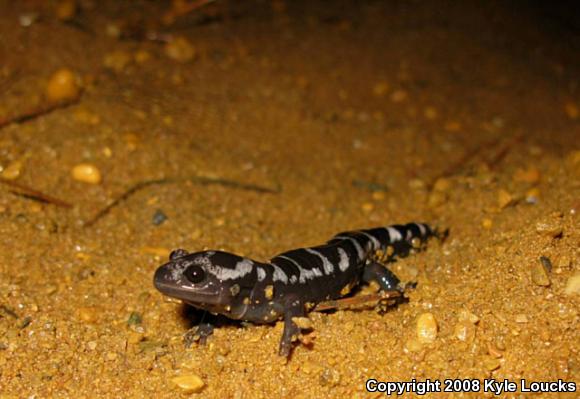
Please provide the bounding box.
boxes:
[405,264,419,279]
[139,340,165,353]
[319,368,341,387]
[371,191,385,201]
[390,89,408,103]
[404,338,423,353]
[343,320,355,333]
[567,150,580,165]
[515,314,528,323]
[458,309,479,324]
[77,306,98,323]
[361,202,374,212]
[127,331,144,345]
[44,285,58,295]
[424,106,438,120]
[104,23,122,38]
[428,191,447,208]
[271,0,287,13]
[165,36,196,62]
[78,268,94,280]
[134,50,151,64]
[19,12,39,27]
[416,312,438,343]
[539,256,553,272]
[55,0,77,21]
[454,321,476,343]
[481,218,493,229]
[539,329,551,341]
[497,189,515,209]
[190,229,203,240]
[531,258,551,287]
[525,187,540,204]
[45,68,81,103]
[408,178,425,190]
[295,76,309,89]
[127,311,142,326]
[71,163,102,184]
[74,108,101,125]
[293,317,313,330]
[146,196,159,206]
[564,273,580,296]
[152,209,168,225]
[433,178,451,192]
[1,160,23,180]
[372,81,389,97]
[492,116,505,128]
[494,336,506,351]
[301,361,319,375]
[482,355,501,371]
[171,375,205,393]
[18,316,32,329]
[103,51,132,72]
[124,133,140,151]
[556,255,572,270]
[513,167,540,184]
[76,252,91,261]
[487,342,503,358]
[564,102,579,119]
[141,246,171,259]
[535,220,563,238]
[444,121,462,132]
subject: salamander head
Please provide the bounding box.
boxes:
[153,249,255,312]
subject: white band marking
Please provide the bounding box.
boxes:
[305,248,334,275]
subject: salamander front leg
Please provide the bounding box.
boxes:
[279,296,306,357]
[184,322,214,347]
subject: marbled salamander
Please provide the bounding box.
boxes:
[154,222,434,356]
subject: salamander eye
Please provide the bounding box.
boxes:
[184,265,206,284]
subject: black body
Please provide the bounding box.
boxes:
[154,222,434,356]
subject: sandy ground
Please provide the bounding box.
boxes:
[0,0,578,397]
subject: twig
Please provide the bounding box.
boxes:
[486,132,524,171]
[0,177,72,208]
[83,178,168,227]
[352,179,389,192]
[426,135,503,189]
[84,176,280,227]
[0,304,19,318]
[0,68,22,93]
[314,291,401,312]
[162,0,217,25]
[190,175,280,194]
[428,132,525,189]
[0,97,80,130]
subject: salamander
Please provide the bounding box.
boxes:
[154,222,435,356]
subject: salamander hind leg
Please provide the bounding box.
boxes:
[363,262,403,291]
[362,262,415,307]
[278,295,307,357]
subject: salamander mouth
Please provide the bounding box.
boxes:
[153,267,222,304]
